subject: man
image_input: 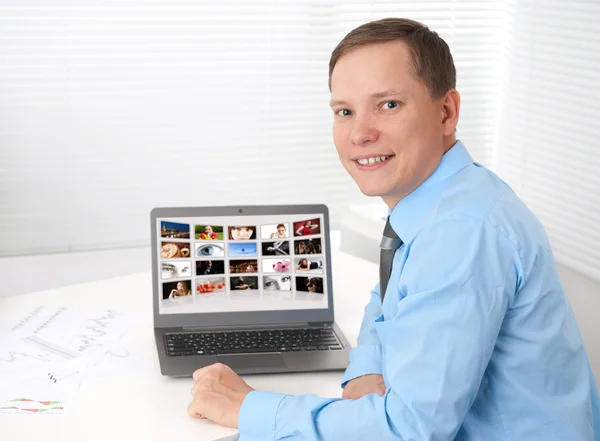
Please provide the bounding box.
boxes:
[188,18,600,440]
[232,276,250,290]
[202,260,213,275]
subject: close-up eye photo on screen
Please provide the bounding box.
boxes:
[195,242,225,258]
[161,261,192,279]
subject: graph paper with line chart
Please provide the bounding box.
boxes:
[0,305,132,415]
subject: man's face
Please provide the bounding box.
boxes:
[330,41,448,207]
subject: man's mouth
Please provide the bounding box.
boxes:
[354,155,394,167]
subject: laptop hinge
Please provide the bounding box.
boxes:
[182,322,312,331]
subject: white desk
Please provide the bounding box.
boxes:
[0,247,378,441]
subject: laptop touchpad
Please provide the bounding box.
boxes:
[217,354,286,369]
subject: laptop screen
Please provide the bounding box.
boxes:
[156,213,328,315]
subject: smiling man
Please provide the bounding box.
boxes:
[188,18,600,440]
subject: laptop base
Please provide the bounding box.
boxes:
[155,322,350,377]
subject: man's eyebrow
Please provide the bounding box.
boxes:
[329,89,407,107]
[371,89,407,99]
[329,99,347,107]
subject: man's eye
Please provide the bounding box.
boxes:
[335,109,352,116]
[383,101,399,109]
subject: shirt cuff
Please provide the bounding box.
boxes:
[341,344,383,388]
[238,390,287,440]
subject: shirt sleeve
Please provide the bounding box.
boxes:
[340,283,384,387]
[238,215,519,441]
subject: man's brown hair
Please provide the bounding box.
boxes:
[329,18,456,100]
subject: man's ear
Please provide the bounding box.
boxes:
[440,89,460,135]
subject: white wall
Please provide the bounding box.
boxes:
[495,0,600,281]
[0,0,504,257]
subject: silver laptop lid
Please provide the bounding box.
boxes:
[151,205,335,329]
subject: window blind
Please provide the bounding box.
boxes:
[0,0,502,256]
[495,0,600,281]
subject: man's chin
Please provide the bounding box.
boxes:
[356,182,388,198]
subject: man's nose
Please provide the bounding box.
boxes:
[350,114,379,146]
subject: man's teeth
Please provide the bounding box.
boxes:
[357,155,390,166]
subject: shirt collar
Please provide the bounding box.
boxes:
[388,139,473,243]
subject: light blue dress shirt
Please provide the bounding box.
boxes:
[238,140,600,440]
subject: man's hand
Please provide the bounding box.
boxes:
[342,374,386,400]
[188,363,254,428]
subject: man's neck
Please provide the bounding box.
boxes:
[443,135,457,154]
[382,136,458,209]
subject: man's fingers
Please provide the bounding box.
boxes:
[191,363,221,394]
[341,384,386,400]
[192,363,217,381]
[187,400,204,419]
[191,377,216,397]
[191,376,212,397]
[192,365,211,382]
[192,362,228,382]
[342,386,360,400]
[187,389,215,420]
[188,390,222,421]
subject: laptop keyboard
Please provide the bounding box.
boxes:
[165,327,341,357]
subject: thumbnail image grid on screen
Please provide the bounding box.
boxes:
[157,214,327,314]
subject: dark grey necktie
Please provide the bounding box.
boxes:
[380,217,403,303]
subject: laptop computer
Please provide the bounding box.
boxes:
[151,204,352,376]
